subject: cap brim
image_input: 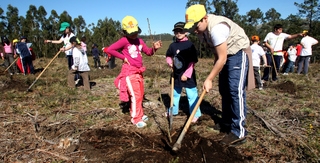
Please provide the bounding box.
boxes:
[172,27,184,31]
[184,22,199,33]
[59,27,66,32]
[126,27,141,36]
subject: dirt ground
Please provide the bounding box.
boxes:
[0,57,319,163]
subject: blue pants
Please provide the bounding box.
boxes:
[297,56,310,74]
[67,55,73,70]
[219,50,248,138]
[21,56,34,74]
[262,54,281,81]
[284,60,295,73]
[171,86,202,118]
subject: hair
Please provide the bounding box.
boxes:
[274,24,283,31]
[62,27,73,38]
[1,37,11,46]
[81,36,86,42]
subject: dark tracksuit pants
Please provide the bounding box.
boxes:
[219,50,248,138]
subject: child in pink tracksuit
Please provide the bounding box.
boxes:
[107,15,162,128]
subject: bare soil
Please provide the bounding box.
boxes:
[0,56,319,163]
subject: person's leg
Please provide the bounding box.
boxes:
[284,61,293,73]
[67,70,76,88]
[223,51,248,138]
[22,57,28,75]
[290,62,295,73]
[219,62,232,133]
[97,57,101,68]
[262,53,271,81]
[80,71,90,90]
[127,74,144,125]
[26,56,35,74]
[67,55,73,70]
[172,86,182,115]
[8,54,17,73]
[297,56,305,74]
[272,55,281,81]
[185,87,201,118]
[253,67,261,88]
[303,56,310,74]
[4,53,12,74]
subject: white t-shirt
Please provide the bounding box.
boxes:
[287,47,297,62]
[300,36,318,56]
[209,23,230,46]
[60,33,75,56]
[71,47,90,72]
[250,43,265,67]
[264,32,290,56]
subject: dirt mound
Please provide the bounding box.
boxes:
[78,128,251,163]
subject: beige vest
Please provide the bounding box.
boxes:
[203,14,255,90]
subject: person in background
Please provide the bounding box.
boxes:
[91,44,101,69]
[250,35,267,90]
[68,36,91,91]
[297,30,318,75]
[184,4,254,146]
[262,24,302,82]
[81,36,87,53]
[44,22,75,70]
[1,36,18,75]
[107,15,162,128]
[283,44,297,75]
[295,43,302,68]
[15,36,35,75]
[165,21,202,123]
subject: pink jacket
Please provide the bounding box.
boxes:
[114,64,146,102]
[108,36,155,102]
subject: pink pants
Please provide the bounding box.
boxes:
[126,73,144,124]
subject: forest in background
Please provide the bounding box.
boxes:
[0,0,319,61]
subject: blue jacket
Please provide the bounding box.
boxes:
[16,42,31,59]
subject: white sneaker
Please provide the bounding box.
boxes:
[136,121,147,128]
[283,73,288,75]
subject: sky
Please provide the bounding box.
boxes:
[0,0,304,35]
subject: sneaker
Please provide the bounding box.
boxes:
[75,79,80,85]
[10,73,13,76]
[142,115,148,122]
[258,87,263,90]
[192,117,199,123]
[136,121,147,128]
[283,73,288,75]
[220,132,246,146]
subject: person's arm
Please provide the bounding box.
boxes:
[45,37,64,44]
[203,41,227,92]
[141,39,162,56]
[287,33,303,39]
[107,38,126,60]
[182,62,195,79]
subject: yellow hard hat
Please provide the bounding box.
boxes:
[13,39,19,43]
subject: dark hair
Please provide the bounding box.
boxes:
[81,36,86,42]
[1,36,11,46]
[62,27,73,38]
[274,24,283,31]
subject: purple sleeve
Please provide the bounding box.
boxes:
[107,37,126,60]
[183,62,195,78]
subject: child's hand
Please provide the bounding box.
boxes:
[153,40,162,49]
[124,58,130,65]
[181,75,187,81]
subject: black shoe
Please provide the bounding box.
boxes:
[220,132,246,147]
[119,101,130,113]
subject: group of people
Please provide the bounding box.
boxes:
[0,36,35,75]
[3,4,316,148]
[105,4,252,147]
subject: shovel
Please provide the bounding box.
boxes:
[168,72,174,131]
[172,90,206,151]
